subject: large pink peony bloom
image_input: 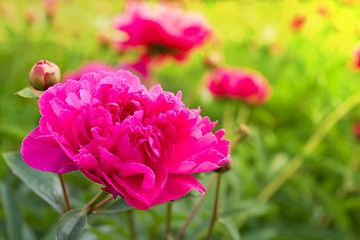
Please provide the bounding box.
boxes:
[21,70,230,210]
[113,2,211,60]
[206,67,272,105]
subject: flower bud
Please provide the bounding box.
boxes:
[29,60,61,90]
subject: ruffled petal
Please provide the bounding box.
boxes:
[21,127,78,174]
[153,174,205,205]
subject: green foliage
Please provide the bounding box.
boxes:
[15,87,40,99]
[56,209,87,240]
[2,152,65,212]
[0,182,22,240]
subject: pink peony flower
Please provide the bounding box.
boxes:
[21,70,230,210]
[63,62,115,81]
[206,67,272,105]
[113,2,211,60]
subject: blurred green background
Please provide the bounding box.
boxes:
[2,0,360,239]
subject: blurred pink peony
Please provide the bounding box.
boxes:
[206,67,272,105]
[349,44,360,71]
[113,2,211,60]
[43,0,58,17]
[21,70,230,210]
[63,62,115,81]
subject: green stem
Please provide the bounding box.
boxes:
[206,173,222,240]
[83,190,108,214]
[92,195,113,211]
[127,210,137,240]
[166,202,173,240]
[59,174,71,212]
[175,174,217,240]
[257,90,360,203]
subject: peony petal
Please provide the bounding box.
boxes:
[153,174,205,205]
[21,127,78,174]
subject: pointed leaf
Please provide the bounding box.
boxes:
[15,87,41,99]
[2,152,65,212]
[219,217,241,240]
[0,182,23,240]
[56,209,87,240]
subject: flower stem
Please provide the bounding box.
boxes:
[127,210,137,240]
[175,174,217,240]
[59,174,71,212]
[206,173,222,240]
[166,201,173,240]
[93,195,113,211]
[83,190,108,214]
[257,90,360,203]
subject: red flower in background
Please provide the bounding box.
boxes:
[291,14,306,31]
[317,5,329,17]
[349,44,360,71]
[353,123,360,138]
[113,2,212,61]
[206,67,272,105]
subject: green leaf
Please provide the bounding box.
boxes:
[15,87,40,99]
[219,217,241,240]
[2,152,65,212]
[56,209,87,240]
[0,182,23,240]
[220,200,270,218]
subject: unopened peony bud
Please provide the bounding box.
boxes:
[29,60,61,90]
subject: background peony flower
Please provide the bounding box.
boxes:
[43,0,58,18]
[113,2,212,60]
[206,67,272,105]
[63,61,115,81]
[21,70,230,210]
[349,44,360,71]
